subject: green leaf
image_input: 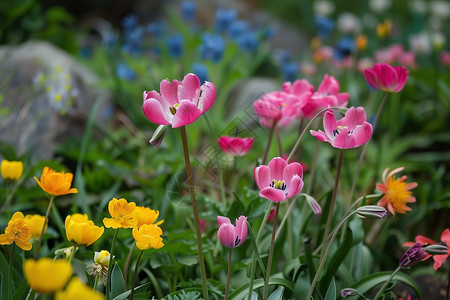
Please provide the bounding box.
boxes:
[350,271,422,300]
[229,275,294,300]
[0,251,9,299]
[323,277,336,300]
[112,282,151,300]
[267,286,284,300]
[246,221,266,278]
[110,263,126,299]
[12,278,29,300]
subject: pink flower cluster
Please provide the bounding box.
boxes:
[375,44,417,70]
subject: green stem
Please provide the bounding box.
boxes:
[262,203,280,300]
[93,273,100,291]
[446,266,450,300]
[68,246,78,263]
[124,242,136,288]
[130,250,144,300]
[8,243,15,299]
[320,150,344,259]
[373,266,401,300]
[275,126,283,156]
[262,122,277,164]
[106,228,119,299]
[224,248,232,300]
[306,211,357,299]
[348,92,388,205]
[34,195,54,260]
[219,168,227,211]
[180,126,209,300]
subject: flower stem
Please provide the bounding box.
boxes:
[8,243,15,299]
[224,248,232,300]
[306,211,357,299]
[68,246,78,263]
[262,122,276,164]
[130,250,144,300]
[34,195,54,260]
[275,126,283,156]
[106,228,119,299]
[446,266,450,300]
[373,266,401,300]
[180,126,209,300]
[262,202,280,300]
[124,242,136,288]
[320,149,344,259]
[93,273,100,291]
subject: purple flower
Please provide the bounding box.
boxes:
[399,243,427,268]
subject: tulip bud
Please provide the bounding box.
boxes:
[341,288,358,297]
[356,205,388,219]
[149,125,167,147]
[424,244,449,255]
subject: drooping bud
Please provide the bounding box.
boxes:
[341,288,358,297]
[399,243,427,268]
[424,244,449,255]
[356,205,388,219]
[149,125,167,147]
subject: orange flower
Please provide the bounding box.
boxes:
[376,167,417,215]
[24,214,47,238]
[0,212,32,250]
[103,198,138,229]
[34,167,78,196]
[132,224,164,250]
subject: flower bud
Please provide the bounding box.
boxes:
[149,125,167,147]
[356,205,388,219]
[94,250,111,267]
[399,243,427,268]
[424,244,449,255]
[341,288,358,297]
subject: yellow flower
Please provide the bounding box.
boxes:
[0,212,32,250]
[34,166,78,196]
[1,160,23,181]
[377,19,392,39]
[23,258,72,293]
[132,224,164,250]
[135,206,163,227]
[55,277,105,300]
[94,250,110,267]
[103,198,138,229]
[355,34,368,51]
[310,37,321,50]
[65,214,104,247]
[376,167,417,215]
[24,214,47,238]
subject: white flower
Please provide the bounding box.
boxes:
[337,13,360,34]
[430,1,450,19]
[410,0,427,13]
[409,31,431,54]
[369,0,391,13]
[314,1,335,16]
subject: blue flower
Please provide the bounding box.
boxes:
[236,32,259,52]
[215,8,237,33]
[116,62,136,80]
[281,62,298,82]
[146,21,167,38]
[199,33,225,62]
[181,1,197,21]
[228,20,249,39]
[333,36,354,60]
[315,15,334,40]
[122,14,139,30]
[192,63,209,83]
[166,34,184,58]
[273,49,291,65]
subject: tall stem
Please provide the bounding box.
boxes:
[130,250,144,300]
[373,266,401,300]
[68,246,78,263]
[262,203,280,300]
[274,126,283,156]
[262,122,277,164]
[348,92,388,204]
[124,242,136,288]
[306,211,357,299]
[93,273,100,291]
[320,150,344,259]
[224,248,232,300]
[180,126,209,300]
[106,228,119,299]
[34,195,54,260]
[8,243,15,299]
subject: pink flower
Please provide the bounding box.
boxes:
[142,73,216,128]
[363,63,409,93]
[357,57,374,73]
[301,74,349,119]
[310,107,373,149]
[217,136,254,156]
[217,216,248,248]
[398,51,417,70]
[375,44,404,64]
[441,51,450,67]
[252,91,297,128]
[254,157,304,202]
[282,79,314,118]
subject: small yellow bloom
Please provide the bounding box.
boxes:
[0,212,32,250]
[135,206,163,227]
[94,250,110,267]
[103,198,138,229]
[65,214,104,247]
[23,258,72,293]
[55,277,105,300]
[24,214,47,238]
[132,224,164,250]
[1,160,23,181]
[355,34,368,51]
[310,37,321,50]
[34,166,78,196]
[377,19,392,39]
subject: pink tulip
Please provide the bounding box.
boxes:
[142,73,216,128]
[217,216,248,248]
[398,51,417,70]
[254,157,304,202]
[310,107,373,149]
[252,91,297,128]
[217,136,254,156]
[301,74,349,119]
[363,63,409,93]
[282,79,314,119]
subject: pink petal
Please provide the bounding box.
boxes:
[217,216,231,226]
[286,175,304,198]
[268,157,287,181]
[171,100,202,128]
[198,81,216,113]
[387,167,405,180]
[338,107,367,130]
[179,73,201,104]
[217,223,236,248]
[415,235,437,245]
[282,162,303,187]
[433,254,448,270]
[332,130,356,149]
[323,110,337,139]
[260,187,287,202]
[310,130,329,143]
[317,74,339,95]
[254,165,270,190]
[352,122,373,147]
[441,229,450,247]
[143,98,172,125]
[392,66,408,92]
[363,68,382,90]
[235,216,248,246]
[160,79,181,106]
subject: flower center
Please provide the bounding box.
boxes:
[270,179,286,191]
[386,177,411,210]
[169,103,180,115]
